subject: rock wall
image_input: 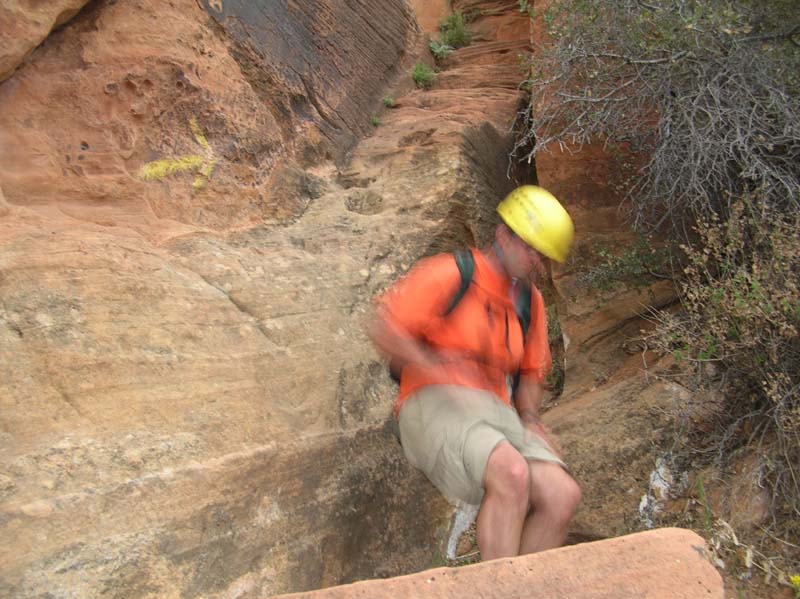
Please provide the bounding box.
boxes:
[1,0,716,596]
[528,2,680,540]
[0,0,419,232]
[0,0,92,82]
[0,1,537,597]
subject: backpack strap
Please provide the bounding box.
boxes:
[510,283,533,405]
[443,249,474,316]
[514,284,532,338]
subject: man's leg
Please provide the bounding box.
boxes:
[476,441,531,560]
[518,461,581,554]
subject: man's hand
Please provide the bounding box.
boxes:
[516,375,563,458]
[523,419,562,459]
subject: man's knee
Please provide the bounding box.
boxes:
[529,462,581,522]
[558,474,582,519]
[484,443,530,506]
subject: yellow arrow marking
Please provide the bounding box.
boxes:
[137,118,217,190]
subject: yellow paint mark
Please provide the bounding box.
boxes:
[138,118,217,190]
[138,155,205,181]
[190,117,211,151]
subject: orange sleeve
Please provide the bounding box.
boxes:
[519,286,552,382]
[375,254,462,337]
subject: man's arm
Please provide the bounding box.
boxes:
[515,372,562,457]
[366,253,464,376]
[514,372,543,424]
[366,312,442,373]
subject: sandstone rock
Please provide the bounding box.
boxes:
[0,0,421,234]
[544,366,685,538]
[1,426,452,597]
[408,0,450,35]
[0,0,728,595]
[0,1,538,597]
[271,528,724,599]
[0,1,91,82]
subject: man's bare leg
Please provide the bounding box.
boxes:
[518,460,581,555]
[476,442,531,560]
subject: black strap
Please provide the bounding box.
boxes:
[443,249,474,316]
[514,284,532,338]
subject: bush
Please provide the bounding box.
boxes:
[511,0,800,576]
[580,235,671,295]
[439,12,472,49]
[513,0,800,232]
[652,197,800,560]
[371,116,381,127]
[429,40,454,62]
[412,62,435,89]
[382,96,397,108]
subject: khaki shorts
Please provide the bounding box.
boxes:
[398,385,565,506]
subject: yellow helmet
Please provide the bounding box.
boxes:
[497,185,574,263]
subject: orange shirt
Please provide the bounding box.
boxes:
[376,249,552,416]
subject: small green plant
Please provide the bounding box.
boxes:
[439,12,472,48]
[518,0,535,18]
[371,116,381,127]
[429,39,454,61]
[695,475,714,534]
[412,62,435,89]
[580,236,671,295]
[382,95,397,108]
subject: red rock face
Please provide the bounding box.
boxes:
[0,0,419,233]
[0,1,535,597]
[0,1,92,81]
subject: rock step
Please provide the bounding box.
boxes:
[270,528,723,599]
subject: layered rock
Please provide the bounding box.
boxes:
[0,0,419,233]
[1,0,724,595]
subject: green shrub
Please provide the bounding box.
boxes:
[512,0,800,579]
[371,116,381,127]
[382,95,397,108]
[412,62,435,89]
[652,197,799,557]
[439,12,472,48]
[580,236,671,295]
[429,40,454,61]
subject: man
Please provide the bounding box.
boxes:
[367,185,580,560]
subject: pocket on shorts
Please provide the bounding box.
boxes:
[398,396,439,473]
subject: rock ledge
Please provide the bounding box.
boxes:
[271,528,723,599]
